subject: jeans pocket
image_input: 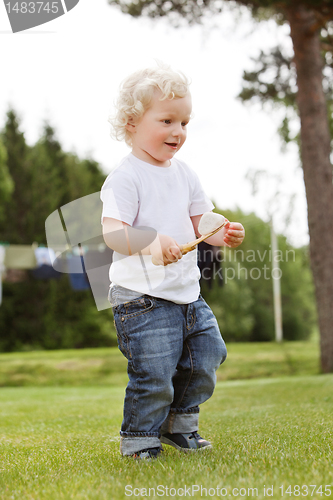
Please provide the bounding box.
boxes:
[119,296,155,319]
[113,296,155,359]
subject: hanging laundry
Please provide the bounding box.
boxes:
[31,247,62,280]
[66,252,90,291]
[4,245,37,269]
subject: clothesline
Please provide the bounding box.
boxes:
[0,242,113,311]
[0,241,221,311]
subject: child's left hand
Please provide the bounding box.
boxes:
[223,222,245,248]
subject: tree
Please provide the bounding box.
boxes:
[107,0,333,373]
[0,110,116,352]
[1,110,32,244]
[0,140,13,225]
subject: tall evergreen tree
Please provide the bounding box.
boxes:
[0,140,13,225]
[107,0,333,373]
[0,111,115,352]
[0,110,32,244]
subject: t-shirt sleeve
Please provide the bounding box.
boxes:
[188,168,215,217]
[100,168,139,226]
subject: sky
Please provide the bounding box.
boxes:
[1,0,309,247]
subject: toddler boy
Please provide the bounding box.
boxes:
[101,64,245,459]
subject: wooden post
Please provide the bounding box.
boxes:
[270,218,283,342]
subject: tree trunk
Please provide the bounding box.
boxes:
[287,5,333,372]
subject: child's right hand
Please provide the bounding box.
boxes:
[150,234,183,266]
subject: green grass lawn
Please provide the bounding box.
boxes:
[0,340,331,499]
[0,375,332,499]
[0,340,321,387]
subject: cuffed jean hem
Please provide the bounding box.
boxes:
[120,436,162,456]
[169,406,199,414]
[160,412,199,434]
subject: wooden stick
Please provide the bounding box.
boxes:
[152,220,228,265]
[179,220,228,255]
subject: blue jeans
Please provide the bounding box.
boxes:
[112,294,227,455]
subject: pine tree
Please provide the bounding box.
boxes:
[0,140,13,225]
[0,110,32,244]
[0,111,115,352]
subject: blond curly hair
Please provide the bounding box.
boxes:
[109,63,190,146]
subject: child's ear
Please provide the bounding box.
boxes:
[125,116,136,133]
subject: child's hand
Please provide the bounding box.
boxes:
[150,233,183,266]
[223,222,245,248]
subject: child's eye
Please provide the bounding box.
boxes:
[163,119,171,124]
[181,122,188,127]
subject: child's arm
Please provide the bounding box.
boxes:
[102,217,183,266]
[191,214,245,248]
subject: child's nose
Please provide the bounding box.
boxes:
[172,123,184,137]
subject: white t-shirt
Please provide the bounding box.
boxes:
[100,154,214,304]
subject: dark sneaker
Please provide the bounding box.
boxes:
[132,447,162,460]
[160,431,212,452]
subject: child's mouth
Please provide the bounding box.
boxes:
[165,142,178,149]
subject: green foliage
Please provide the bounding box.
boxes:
[201,263,255,342]
[201,208,317,342]
[107,0,333,29]
[279,244,317,340]
[0,109,115,352]
[0,277,116,352]
[238,22,333,152]
[1,110,32,244]
[238,46,297,108]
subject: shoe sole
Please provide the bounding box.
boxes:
[160,436,213,452]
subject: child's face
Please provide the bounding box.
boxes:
[127,91,192,167]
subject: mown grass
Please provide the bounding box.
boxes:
[0,339,321,387]
[0,375,332,499]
